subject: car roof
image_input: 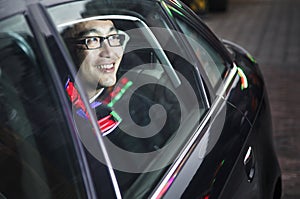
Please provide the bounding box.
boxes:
[0,0,160,20]
[0,0,27,20]
[0,0,85,20]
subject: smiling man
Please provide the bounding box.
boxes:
[62,19,131,136]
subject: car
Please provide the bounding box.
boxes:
[0,0,281,198]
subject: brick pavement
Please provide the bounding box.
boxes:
[202,0,300,198]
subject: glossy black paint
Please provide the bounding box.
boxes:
[176,101,253,198]
[222,41,281,198]
[158,3,281,197]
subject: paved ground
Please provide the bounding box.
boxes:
[202,0,300,198]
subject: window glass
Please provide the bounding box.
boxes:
[172,13,227,90]
[0,15,87,199]
[48,1,208,198]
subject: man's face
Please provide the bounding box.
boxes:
[73,20,124,91]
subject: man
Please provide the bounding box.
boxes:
[63,19,130,136]
[63,19,141,195]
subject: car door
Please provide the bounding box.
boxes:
[150,2,256,198]
[41,0,258,198]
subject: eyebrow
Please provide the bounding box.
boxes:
[77,27,117,38]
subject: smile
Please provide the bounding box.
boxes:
[96,64,114,70]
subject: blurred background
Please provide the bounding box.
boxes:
[186,0,300,198]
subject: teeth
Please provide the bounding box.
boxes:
[97,64,113,69]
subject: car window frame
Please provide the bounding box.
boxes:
[162,1,234,100]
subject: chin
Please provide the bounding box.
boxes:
[101,79,116,88]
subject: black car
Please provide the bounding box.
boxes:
[0,0,281,198]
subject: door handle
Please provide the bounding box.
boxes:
[243,146,255,182]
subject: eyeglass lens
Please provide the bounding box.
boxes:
[85,34,125,49]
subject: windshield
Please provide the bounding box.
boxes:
[48,0,207,198]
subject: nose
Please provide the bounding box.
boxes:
[99,39,114,58]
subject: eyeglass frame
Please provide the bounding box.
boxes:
[72,33,126,50]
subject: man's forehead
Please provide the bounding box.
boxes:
[74,20,117,37]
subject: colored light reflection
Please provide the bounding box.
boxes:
[167,5,184,16]
[107,79,132,107]
[162,1,184,17]
[246,53,256,64]
[162,1,173,17]
[156,175,176,198]
[203,195,210,199]
[237,67,248,90]
[170,0,183,8]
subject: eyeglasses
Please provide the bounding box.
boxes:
[74,34,126,50]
